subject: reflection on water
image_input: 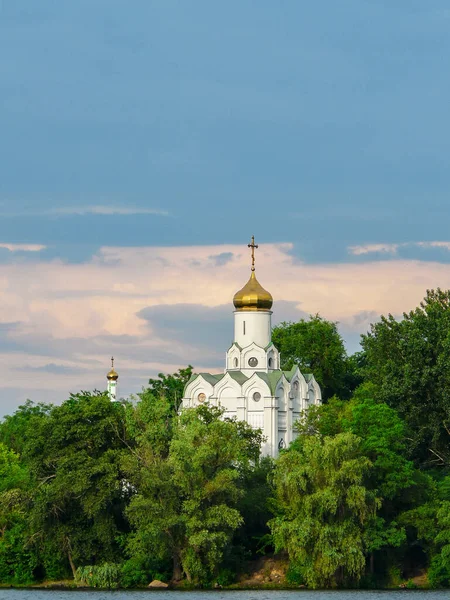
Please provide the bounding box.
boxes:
[0,590,448,600]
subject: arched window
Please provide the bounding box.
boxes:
[233,357,238,368]
[268,357,273,368]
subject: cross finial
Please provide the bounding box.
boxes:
[111,356,114,368]
[248,235,258,271]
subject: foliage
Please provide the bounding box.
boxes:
[24,391,130,577]
[296,390,427,577]
[0,400,52,456]
[272,315,360,399]
[270,432,376,588]
[361,288,450,467]
[76,563,121,588]
[146,365,193,411]
[125,403,264,584]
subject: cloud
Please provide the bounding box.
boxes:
[1,240,450,416]
[48,205,170,217]
[0,243,46,252]
[348,243,400,256]
[16,363,86,375]
[0,206,169,218]
[208,252,235,267]
[417,241,450,251]
[348,241,450,257]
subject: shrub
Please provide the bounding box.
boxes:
[286,563,306,586]
[76,563,121,588]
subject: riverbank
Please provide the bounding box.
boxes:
[0,556,437,591]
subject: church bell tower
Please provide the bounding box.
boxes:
[226,236,280,372]
[106,356,119,401]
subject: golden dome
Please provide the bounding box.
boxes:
[106,357,119,380]
[107,368,118,381]
[233,270,273,311]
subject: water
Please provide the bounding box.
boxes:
[0,591,448,600]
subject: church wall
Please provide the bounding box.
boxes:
[234,310,272,348]
[242,345,268,371]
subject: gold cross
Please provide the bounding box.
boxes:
[248,235,258,271]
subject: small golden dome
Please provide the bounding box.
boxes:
[233,271,273,311]
[107,368,118,381]
[107,357,119,380]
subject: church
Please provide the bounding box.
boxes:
[181,237,322,457]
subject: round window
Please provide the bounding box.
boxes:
[253,391,261,402]
[248,357,258,367]
[197,393,206,403]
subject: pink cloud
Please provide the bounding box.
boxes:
[1,241,450,414]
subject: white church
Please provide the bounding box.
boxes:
[181,237,322,457]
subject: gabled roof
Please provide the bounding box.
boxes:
[185,370,249,393]
[282,365,297,381]
[198,373,224,386]
[186,368,314,396]
[227,371,249,385]
[256,370,284,394]
[227,341,243,352]
[186,372,224,387]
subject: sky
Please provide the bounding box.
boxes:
[1,1,450,415]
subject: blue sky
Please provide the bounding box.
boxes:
[1,1,450,414]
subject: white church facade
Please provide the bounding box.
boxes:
[181,237,322,457]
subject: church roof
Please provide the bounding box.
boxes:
[255,371,283,394]
[233,271,273,312]
[228,371,249,385]
[188,371,251,386]
[283,365,297,381]
[185,368,315,396]
[195,373,224,386]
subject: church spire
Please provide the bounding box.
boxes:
[233,236,273,312]
[106,356,119,401]
[248,235,258,272]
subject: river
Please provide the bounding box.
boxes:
[0,591,448,600]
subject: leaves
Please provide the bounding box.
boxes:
[272,315,360,399]
[270,432,376,588]
[361,288,450,467]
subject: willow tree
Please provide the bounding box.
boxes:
[270,432,376,588]
[125,403,264,584]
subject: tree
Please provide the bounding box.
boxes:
[0,444,34,584]
[125,403,264,584]
[296,388,425,577]
[361,288,450,467]
[272,315,359,400]
[25,392,130,578]
[270,432,376,588]
[401,476,450,587]
[0,400,52,456]
[146,366,193,411]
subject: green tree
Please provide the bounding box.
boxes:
[0,400,52,456]
[297,389,423,577]
[125,403,264,584]
[272,315,359,400]
[361,288,450,467]
[146,366,193,411]
[0,444,35,584]
[25,392,130,578]
[401,476,450,587]
[270,432,376,588]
